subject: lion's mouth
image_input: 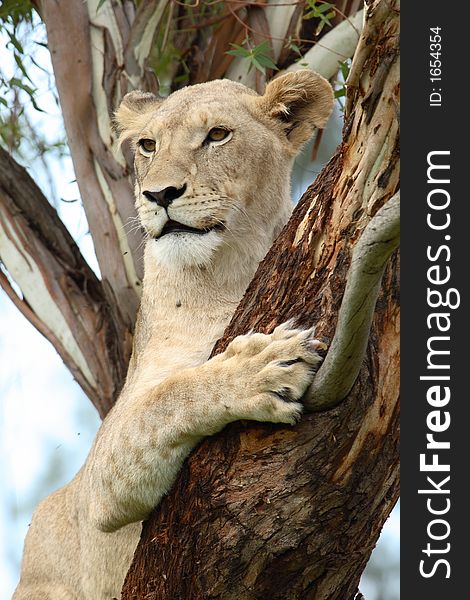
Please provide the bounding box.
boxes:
[157,219,224,238]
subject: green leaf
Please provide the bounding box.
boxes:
[96,0,107,13]
[334,88,346,98]
[0,0,34,23]
[7,30,24,54]
[250,58,264,75]
[339,60,350,81]
[10,77,34,96]
[251,40,268,53]
[14,53,34,84]
[304,0,336,28]
[316,2,332,13]
[9,77,44,112]
[289,42,302,56]
[227,40,278,75]
[29,95,45,113]
[255,53,278,70]
[227,44,251,58]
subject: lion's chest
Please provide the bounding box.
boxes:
[132,303,233,390]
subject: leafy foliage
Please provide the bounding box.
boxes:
[226,40,278,75]
[0,1,66,202]
[0,1,41,149]
[0,0,34,24]
[303,0,336,35]
[334,59,351,108]
[0,0,36,96]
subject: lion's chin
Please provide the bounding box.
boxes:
[149,229,223,270]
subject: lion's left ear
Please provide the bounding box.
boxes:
[257,70,334,151]
[114,90,162,146]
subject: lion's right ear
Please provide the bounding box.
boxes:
[114,91,161,145]
[255,70,334,153]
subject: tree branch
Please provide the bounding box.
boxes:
[226,6,363,88]
[127,0,170,74]
[267,0,300,63]
[0,269,59,351]
[0,147,129,417]
[305,191,400,410]
[284,9,364,79]
[41,0,142,339]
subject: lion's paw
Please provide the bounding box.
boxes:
[220,321,323,425]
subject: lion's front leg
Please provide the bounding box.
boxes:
[80,323,322,533]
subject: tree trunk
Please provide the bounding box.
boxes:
[121,1,400,598]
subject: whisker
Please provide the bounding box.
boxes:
[126,222,145,236]
[210,217,238,254]
[121,215,145,236]
[135,230,151,253]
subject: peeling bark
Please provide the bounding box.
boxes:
[121,1,400,598]
[306,191,400,410]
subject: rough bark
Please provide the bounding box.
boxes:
[306,191,400,410]
[0,147,126,417]
[121,1,399,598]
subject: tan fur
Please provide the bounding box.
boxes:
[14,71,333,599]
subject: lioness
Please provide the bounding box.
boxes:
[14,70,333,599]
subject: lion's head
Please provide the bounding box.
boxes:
[115,71,333,271]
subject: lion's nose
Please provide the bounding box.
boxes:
[143,184,187,209]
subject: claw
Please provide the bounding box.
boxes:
[310,340,328,351]
[274,387,296,403]
[278,358,303,367]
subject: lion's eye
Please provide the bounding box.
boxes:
[206,127,232,144]
[138,139,156,155]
